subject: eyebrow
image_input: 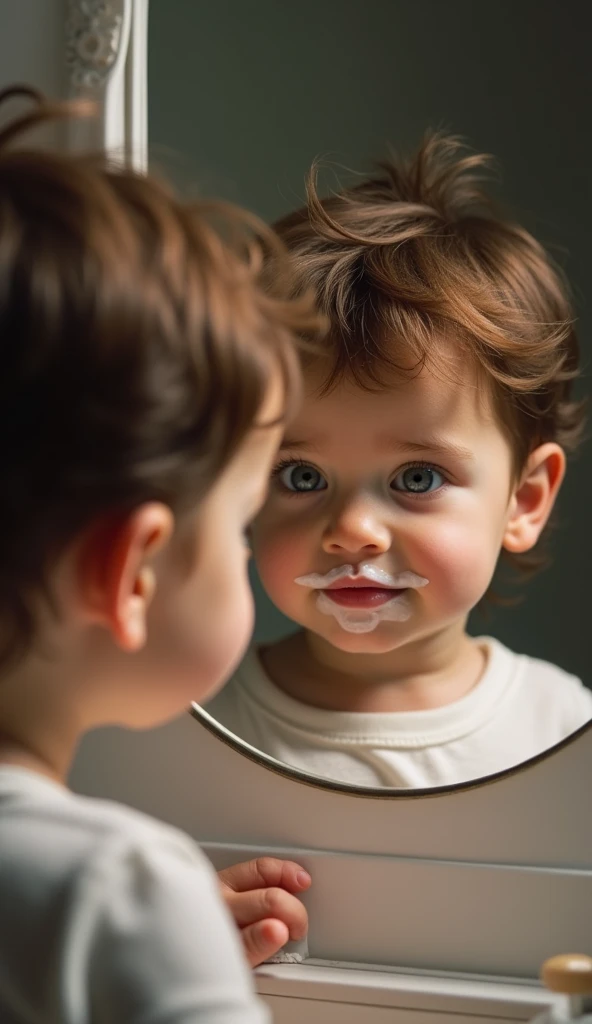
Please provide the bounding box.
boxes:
[280,439,319,452]
[390,439,475,462]
[280,437,475,462]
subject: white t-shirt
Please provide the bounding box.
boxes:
[207,638,592,788]
[0,766,268,1024]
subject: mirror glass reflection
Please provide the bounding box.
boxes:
[148,1,592,789]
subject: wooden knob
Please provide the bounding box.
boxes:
[541,955,592,994]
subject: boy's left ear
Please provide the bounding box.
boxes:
[502,443,566,554]
[79,502,174,652]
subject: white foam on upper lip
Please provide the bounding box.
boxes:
[294,563,429,590]
[294,564,429,634]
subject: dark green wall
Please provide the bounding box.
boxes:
[149,0,591,681]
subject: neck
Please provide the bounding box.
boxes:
[0,650,85,785]
[262,622,487,712]
[0,736,72,784]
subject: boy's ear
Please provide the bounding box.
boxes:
[79,502,174,651]
[502,443,566,555]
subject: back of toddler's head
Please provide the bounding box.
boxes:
[0,87,320,669]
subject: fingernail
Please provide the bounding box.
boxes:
[297,870,311,887]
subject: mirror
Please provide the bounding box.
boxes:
[147,0,591,791]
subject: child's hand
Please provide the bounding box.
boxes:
[218,857,311,967]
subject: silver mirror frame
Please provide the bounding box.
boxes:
[65,0,148,169]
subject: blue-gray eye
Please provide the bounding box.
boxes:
[392,465,444,494]
[279,463,326,492]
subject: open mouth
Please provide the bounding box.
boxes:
[322,587,406,609]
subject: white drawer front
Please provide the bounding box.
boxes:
[256,963,557,1024]
[263,994,528,1023]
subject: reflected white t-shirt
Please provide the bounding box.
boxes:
[0,767,268,1024]
[207,638,592,787]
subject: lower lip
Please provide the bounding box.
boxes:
[322,587,405,608]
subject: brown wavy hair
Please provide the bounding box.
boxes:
[0,86,324,667]
[273,134,585,582]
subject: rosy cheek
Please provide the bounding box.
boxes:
[203,565,255,691]
[407,520,498,610]
[252,519,308,599]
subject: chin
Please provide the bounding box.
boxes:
[118,705,184,731]
[322,625,410,655]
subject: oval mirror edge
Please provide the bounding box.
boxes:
[189,701,592,801]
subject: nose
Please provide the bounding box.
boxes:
[321,493,392,556]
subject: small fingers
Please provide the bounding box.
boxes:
[219,857,311,896]
[226,886,308,941]
[240,919,290,968]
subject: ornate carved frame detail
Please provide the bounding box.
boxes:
[65,0,148,169]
